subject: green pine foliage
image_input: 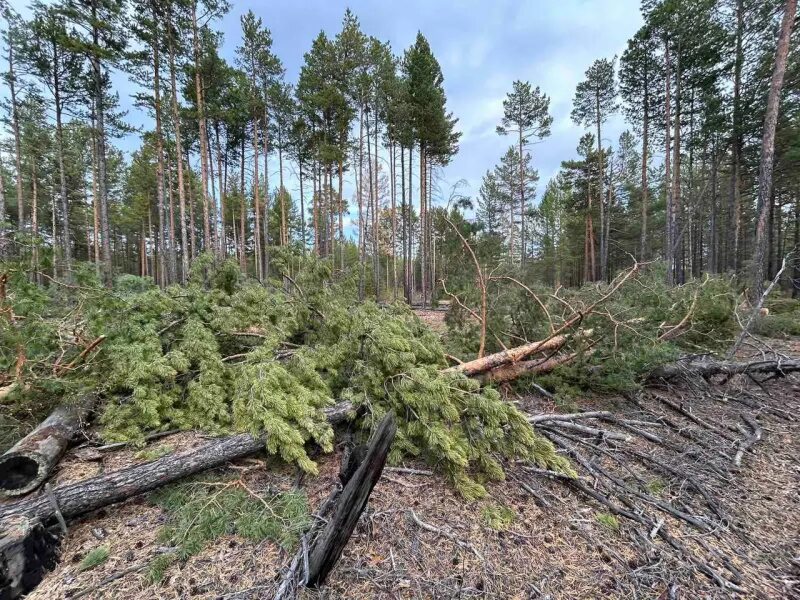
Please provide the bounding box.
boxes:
[78,546,110,572]
[1,254,569,497]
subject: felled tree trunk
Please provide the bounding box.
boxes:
[479,352,579,385]
[0,401,353,525]
[443,334,570,377]
[306,412,396,587]
[0,401,353,600]
[0,402,92,497]
[648,358,800,381]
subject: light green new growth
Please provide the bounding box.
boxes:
[78,546,110,572]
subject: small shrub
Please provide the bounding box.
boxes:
[595,512,620,531]
[135,445,174,462]
[646,478,666,495]
[78,546,110,572]
[481,503,515,531]
[146,553,175,584]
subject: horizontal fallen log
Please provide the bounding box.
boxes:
[444,333,571,377]
[0,400,93,497]
[0,401,354,600]
[478,352,578,385]
[648,358,800,381]
[0,401,353,525]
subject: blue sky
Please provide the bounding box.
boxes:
[9,0,644,219]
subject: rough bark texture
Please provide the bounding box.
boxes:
[0,402,353,525]
[479,352,579,385]
[443,333,572,377]
[751,0,797,301]
[306,413,396,588]
[0,403,91,497]
[648,358,800,381]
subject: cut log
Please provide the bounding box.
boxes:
[0,401,93,497]
[648,358,800,381]
[306,412,396,588]
[443,333,570,377]
[479,353,574,384]
[0,401,354,600]
[478,352,580,384]
[0,401,353,525]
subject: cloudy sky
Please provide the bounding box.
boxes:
[11,0,644,216]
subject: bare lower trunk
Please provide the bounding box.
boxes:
[751,0,796,301]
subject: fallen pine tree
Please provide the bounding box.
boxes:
[0,401,354,598]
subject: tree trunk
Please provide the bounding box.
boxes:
[0,403,353,526]
[664,36,674,286]
[357,107,365,301]
[167,12,189,283]
[672,47,682,285]
[52,42,71,279]
[0,153,6,258]
[214,123,226,258]
[730,0,744,272]
[152,23,169,287]
[192,1,211,253]
[751,0,796,301]
[596,91,606,282]
[306,413,396,588]
[252,119,263,280]
[639,71,649,262]
[7,40,24,237]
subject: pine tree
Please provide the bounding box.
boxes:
[496,81,552,267]
[571,57,617,281]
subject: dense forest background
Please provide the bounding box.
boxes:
[0,0,798,302]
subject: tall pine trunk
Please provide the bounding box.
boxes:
[192,2,211,253]
[51,39,71,278]
[664,36,674,286]
[751,0,796,301]
[252,119,262,279]
[7,40,24,237]
[168,26,189,283]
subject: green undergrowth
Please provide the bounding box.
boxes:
[146,476,309,583]
[1,252,570,498]
[78,546,110,572]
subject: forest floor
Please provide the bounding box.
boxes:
[22,336,800,600]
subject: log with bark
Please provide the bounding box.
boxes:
[648,358,800,381]
[0,400,93,497]
[478,352,580,385]
[0,401,354,600]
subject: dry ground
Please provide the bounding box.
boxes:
[16,341,800,599]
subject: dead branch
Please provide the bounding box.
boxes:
[733,414,762,467]
[728,253,790,358]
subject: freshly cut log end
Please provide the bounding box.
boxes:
[0,404,90,497]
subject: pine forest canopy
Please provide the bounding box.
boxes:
[0,0,796,302]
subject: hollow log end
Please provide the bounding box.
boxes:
[0,452,48,498]
[0,516,61,599]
